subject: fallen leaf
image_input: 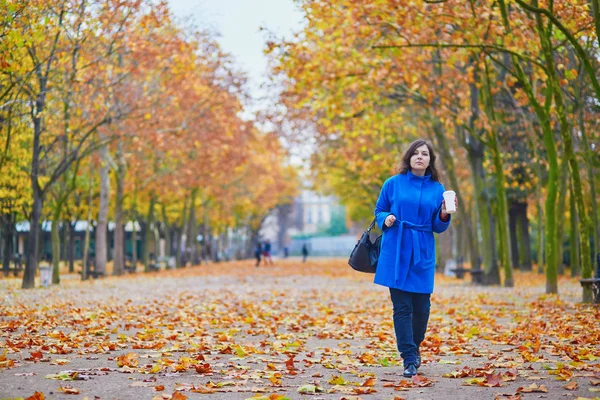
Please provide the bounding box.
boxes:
[58,385,79,395]
[564,381,578,390]
[25,393,45,400]
[361,377,375,387]
[297,384,323,394]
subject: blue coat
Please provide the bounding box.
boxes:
[374,170,451,293]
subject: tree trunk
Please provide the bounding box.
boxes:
[509,202,520,269]
[22,189,43,289]
[468,146,500,284]
[466,66,499,284]
[489,135,513,286]
[2,215,12,277]
[51,206,62,285]
[142,196,156,272]
[509,61,559,291]
[162,204,171,258]
[113,145,125,276]
[569,181,580,277]
[516,202,532,270]
[95,144,110,276]
[81,167,94,281]
[177,197,189,268]
[60,220,67,262]
[188,191,197,265]
[68,221,75,273]
[556,160,569,275]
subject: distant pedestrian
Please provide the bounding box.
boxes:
[283,246,289,258]
[301,243,309,263]
[263,239,273,265]
[254,242,262,267]
[374,139,456,378]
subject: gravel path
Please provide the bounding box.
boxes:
[1,259,598,400]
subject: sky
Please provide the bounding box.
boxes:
[166,0,305,110]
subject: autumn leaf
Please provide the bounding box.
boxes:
[26,351,44,361]
[194,363,213,374]
[361,377,376,387]
[171,392,188,400]
[517,383,548,393]
[116,353,139,368]
[44,371,79,381]
[25,393,45,400]
[564,381,578,390]
[484,373,504,387]
[285,355,296,373]
[412,375,433,387]
[58,384,79,395]
[352,387,377,394]
[328,375,348,385]
[297,384,324,394]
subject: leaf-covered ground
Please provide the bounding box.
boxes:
[1,259,599,400]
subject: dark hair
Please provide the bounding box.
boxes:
[397,139,441,182]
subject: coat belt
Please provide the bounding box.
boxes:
[394,221,433,285]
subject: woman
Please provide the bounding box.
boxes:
[374,139,457,378]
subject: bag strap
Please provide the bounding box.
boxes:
[367,217,377,233]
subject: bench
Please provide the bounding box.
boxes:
[123,256,136,273]
[580,253,600,304]
[449,257,484,284]
[79,258,103,279]
[451,268,484,284]
[2,254,25,277]
[146,261,160,272]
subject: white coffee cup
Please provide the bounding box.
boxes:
[443,190,457,213]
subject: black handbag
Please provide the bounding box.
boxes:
[348,217,381,273]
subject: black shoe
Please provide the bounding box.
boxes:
[416,353,421,369]
[403,364,418,378]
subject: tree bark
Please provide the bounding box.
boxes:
[188,190,197,265]
[556,160,569,275]
[68,221,75,273]
[489,135,513,286]
[142,195,156,272]
[113,144,125,276]
[467,143,500,284]
[162,204,171,258]
[509,202,519,269]
[23,189,43,288]
[177,197,189,268]
[81,166,94,281]
[569,181,580,277]
[95,144,110,276]
[2,215,12,277]
[51,206,62,284]
[516,202,532,270]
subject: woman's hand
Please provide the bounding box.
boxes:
[384,214,397,227]
[440,197,459,220]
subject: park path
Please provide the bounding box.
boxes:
[1,259,599,400]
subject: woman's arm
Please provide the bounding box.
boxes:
[433,188,451,233]
[375,179,393,231]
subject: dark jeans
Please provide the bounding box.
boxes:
[389,288,431,366]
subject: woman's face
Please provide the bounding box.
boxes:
[410,144,430,175]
